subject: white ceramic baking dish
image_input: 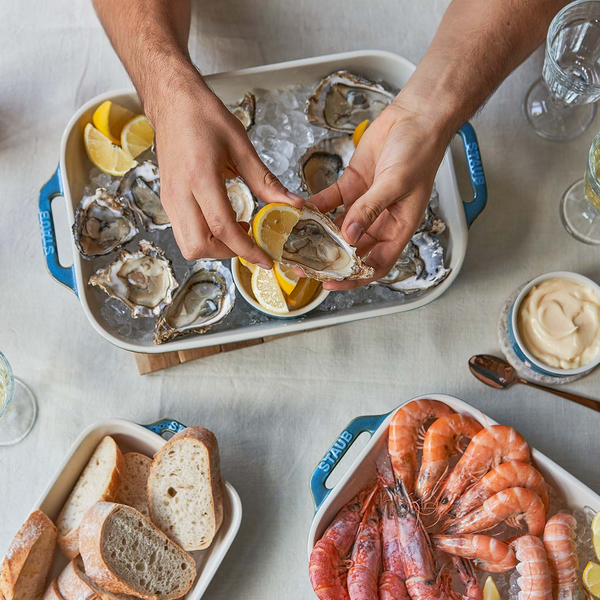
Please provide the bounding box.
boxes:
[307,393,600,555]
[38,50,487,354]
[28,418,242,599]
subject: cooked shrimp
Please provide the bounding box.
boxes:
[388,399,454,492]
[512,535,553,600]
[436,426,531,517]
[453,557,483,600]
[543,513,586,600]
[414,414,482,503]
[431,534,517,573]
[310,485,377,600]
[378,499,409,600]
[449,461,548,519]
[443,488,545,537]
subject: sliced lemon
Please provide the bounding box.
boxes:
[252,203,302,261]
[251,267,289,314]
[583,562,600,598]
[239,257,257,274]
[121,114,154,158]
[286,277,321,309]
[353,119,370,147]
[92,101,136,145]
[592,510,600,560]
[274,262,299,295]
[84,123,137,176]
[483,577,501,600]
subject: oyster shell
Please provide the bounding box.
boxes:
[90,240,178,318]
[229,92,256,130]
[279,203,373,282]
[154,261,235,344]
[417,206,446,235]
[226,178,256,222]
[119,161,170,231]
[306,71,394,132]
[73,188,138,259]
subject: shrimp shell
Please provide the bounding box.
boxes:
[512,535,553,600]
[378,572,410,600]
[378,499,409,600]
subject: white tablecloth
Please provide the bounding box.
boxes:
[1,0,600,598]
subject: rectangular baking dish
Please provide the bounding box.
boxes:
[38,50,487,354]
[28,418,242,599]
[307,393,600,555]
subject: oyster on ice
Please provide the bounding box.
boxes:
[226,178,256,222]
[90,240,178,318]
[299,135,354,195]
[306,71,395,132]
[73,188,138,259]
[154,261,235,344]
[228,92,256,130]
[119,161,170,231]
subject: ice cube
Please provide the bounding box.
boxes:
[279,90,299,110]
[291,124,315,148]
[260,152,289,176]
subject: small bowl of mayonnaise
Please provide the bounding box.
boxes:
[509,271,600,377]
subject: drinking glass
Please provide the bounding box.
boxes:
[560,130,600,243]
[524,0,600,141]
[0,352,37,446]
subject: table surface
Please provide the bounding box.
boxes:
[2,0,600,598]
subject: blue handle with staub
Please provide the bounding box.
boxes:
[142,419,187,438]
[457,122,487,228]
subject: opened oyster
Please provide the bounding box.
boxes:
[226,178,256,222]
[119,161,170,231]
[299,135,354,195]
[154,261,235,344]
[73,188,138,259]
[417,206,446,235]
[228,92,256,130]
[90,240,178,318]
[306,71,394,132]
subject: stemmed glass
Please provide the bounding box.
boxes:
[0,352,38,446]
[524,0,600,141]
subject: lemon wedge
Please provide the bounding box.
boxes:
[251,267,289,314]
[121,114,155,158]
[239,257,257,274]
[353,119,370,147]
[274,262,299,295]
[92,101,136,145]
[583,562,600,598]
[592,510,600,561]
[286,277,321,309]
[84,123,137,176]
[252,203,302,261]
[483,576,501,600]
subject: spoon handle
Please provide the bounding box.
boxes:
[522,380,600,413]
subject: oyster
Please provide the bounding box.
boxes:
[417,206,446,235]
[299,135,354,195]
[306,71,395,132]
[154,261,235,344]
[378,232,450,293]
[278,203,373,282]
[90,240,178,318]
[73,188,138,259]
[119,161,170,231]
[228,92,255,130]
[226,178,256,222]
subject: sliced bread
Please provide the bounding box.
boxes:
[57,436,125,559]
[42,579,64,600]
[115,453,152,518]
[147,426,223,551]
[0,509,57,600]
[79,502,196,600]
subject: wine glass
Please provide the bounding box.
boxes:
[560,130,600,243]
[0,352,38,446]
[524,0,600,141]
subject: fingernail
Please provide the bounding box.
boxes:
[258,262,272,270]
[286,191,304,203]
[346,222,363,245]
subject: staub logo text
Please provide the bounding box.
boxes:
[318,430,353,473]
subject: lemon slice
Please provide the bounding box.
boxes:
[239,257,257,274]
[84,123,137,176]
[583,562,600,598]
[286,277,321,309]
[251,267,289,314]
[592,510,600,560]
[353,119,370,147]
[483,577,501,600]
[92,101,136,145]
[252,203,302,261]
[121,115,155,158]
[274,262,299,295]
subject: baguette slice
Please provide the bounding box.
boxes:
[147,426,223,550]
[57,436,125,559]
[0,509,57,600]
[115,453,152,518]
[42,580,64,600]
[79,503,196,600]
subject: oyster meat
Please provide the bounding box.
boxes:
[229,92,256,130]
[279,203,373,282]
[90,240,178,318]
[299,135,354,195]
[417,206,446,235]
[119,161,170,231]
[226,178,256,222]
[306,71,395,132]
[154,261,235,344]
[73,188,138,259]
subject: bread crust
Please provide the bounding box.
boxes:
[42,579,64,600]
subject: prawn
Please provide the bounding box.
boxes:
[439,557,482,600]
[512,535,553,600]
[436,426,531,518]
[388,399,454,493]
[443,488,546,537]
[431,534,517,573]
[309,484,377,600]
[414,414,482,504]
[543,513,586,600]
[448,461,548,519]
[378,498,409,600]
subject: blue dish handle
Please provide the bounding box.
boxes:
[39,166,78,296]
[457,122,487,229]
[310,412,390,511]
[142,419,187,439]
